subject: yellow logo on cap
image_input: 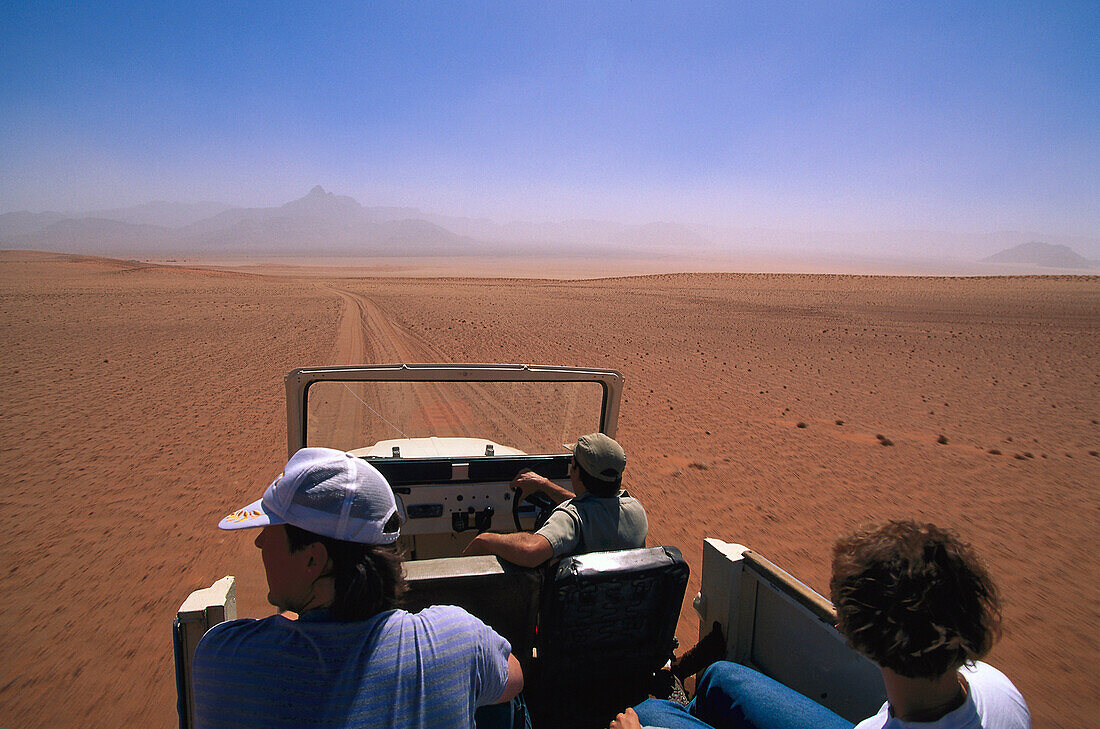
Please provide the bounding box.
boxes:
[224,509,262,523]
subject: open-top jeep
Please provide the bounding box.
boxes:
[175,364,885,728]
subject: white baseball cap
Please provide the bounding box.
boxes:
[219,447,405,544]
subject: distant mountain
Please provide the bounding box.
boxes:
[278,185,364,218]
[3,188,1096,271]
[184,185,369,237]
[19,217,174,254]
[0,210,68,237]
[0,186,503,256]
[982,241,1097,269]
[367,204,428,222]
[1,186,714,258]
[84,200,234,228]
[178,186,490,255]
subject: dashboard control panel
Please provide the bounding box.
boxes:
[369,454,571,537]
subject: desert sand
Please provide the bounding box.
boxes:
[0,250,1096,728]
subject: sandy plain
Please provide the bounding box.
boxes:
[0,250,1097,728]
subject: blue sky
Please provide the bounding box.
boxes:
[2,2,1097,239]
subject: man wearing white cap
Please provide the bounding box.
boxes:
[464,432,648,568]
[192,447,525,729]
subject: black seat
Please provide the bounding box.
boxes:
[527,546,689,729]
[403,555,543,676]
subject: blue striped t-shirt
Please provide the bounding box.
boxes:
[192,605,512,729]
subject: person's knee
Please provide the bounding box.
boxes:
[694,661,775,723]
[694,662,853,729]
[633,697,689,724]
[635,698,669,712]
[697,660,760,694]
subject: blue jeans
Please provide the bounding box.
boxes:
[634,662,853,729]
[475,692,532,729]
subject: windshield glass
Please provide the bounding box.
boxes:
[305,379,606,456]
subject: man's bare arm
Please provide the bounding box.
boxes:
[510,470,574,505]
[493,653,524,704]
[463,531,554,568]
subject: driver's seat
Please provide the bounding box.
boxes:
[526,545,689,729]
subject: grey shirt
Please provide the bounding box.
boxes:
[535,490,648,558]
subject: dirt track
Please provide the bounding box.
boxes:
[329,286,447,363]
[322,286,567,452]
[0,252,1096,728]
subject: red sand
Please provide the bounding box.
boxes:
[1,251,1096,728]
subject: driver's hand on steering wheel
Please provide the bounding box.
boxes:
[509,469,549,495]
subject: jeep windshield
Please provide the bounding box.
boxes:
[290,365,622,459]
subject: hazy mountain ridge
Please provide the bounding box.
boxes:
[2,188,1097,273]
[175,187,494,255]
[27,217,175,251]
[0,186,711,258]
[981,241,1097,269]
[0,210,69,236]
[0,187,483,256]
[83,200,235,228]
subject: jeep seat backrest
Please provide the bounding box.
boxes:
[529,546,689,729]
[402,555,542,673]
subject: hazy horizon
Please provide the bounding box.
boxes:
[3,3,1097,255]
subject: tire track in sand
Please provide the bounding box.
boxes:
[323,287,547,451]
[326,286,443,364]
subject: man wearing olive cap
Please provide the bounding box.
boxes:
[464,433,648,568]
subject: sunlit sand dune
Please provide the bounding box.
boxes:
[0,251,1096,728]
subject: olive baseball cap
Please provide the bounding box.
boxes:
[570,432,627,482]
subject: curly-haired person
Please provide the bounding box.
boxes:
[620,520,1029,729]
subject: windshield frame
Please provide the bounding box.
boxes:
[285,364,623,458]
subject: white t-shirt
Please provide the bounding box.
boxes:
[854,662,1030,729]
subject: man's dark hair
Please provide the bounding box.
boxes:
[829,520,1001,679]
[285,521,407,622]
[574,458,621,497]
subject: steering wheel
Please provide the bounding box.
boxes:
[511,486,557,532]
